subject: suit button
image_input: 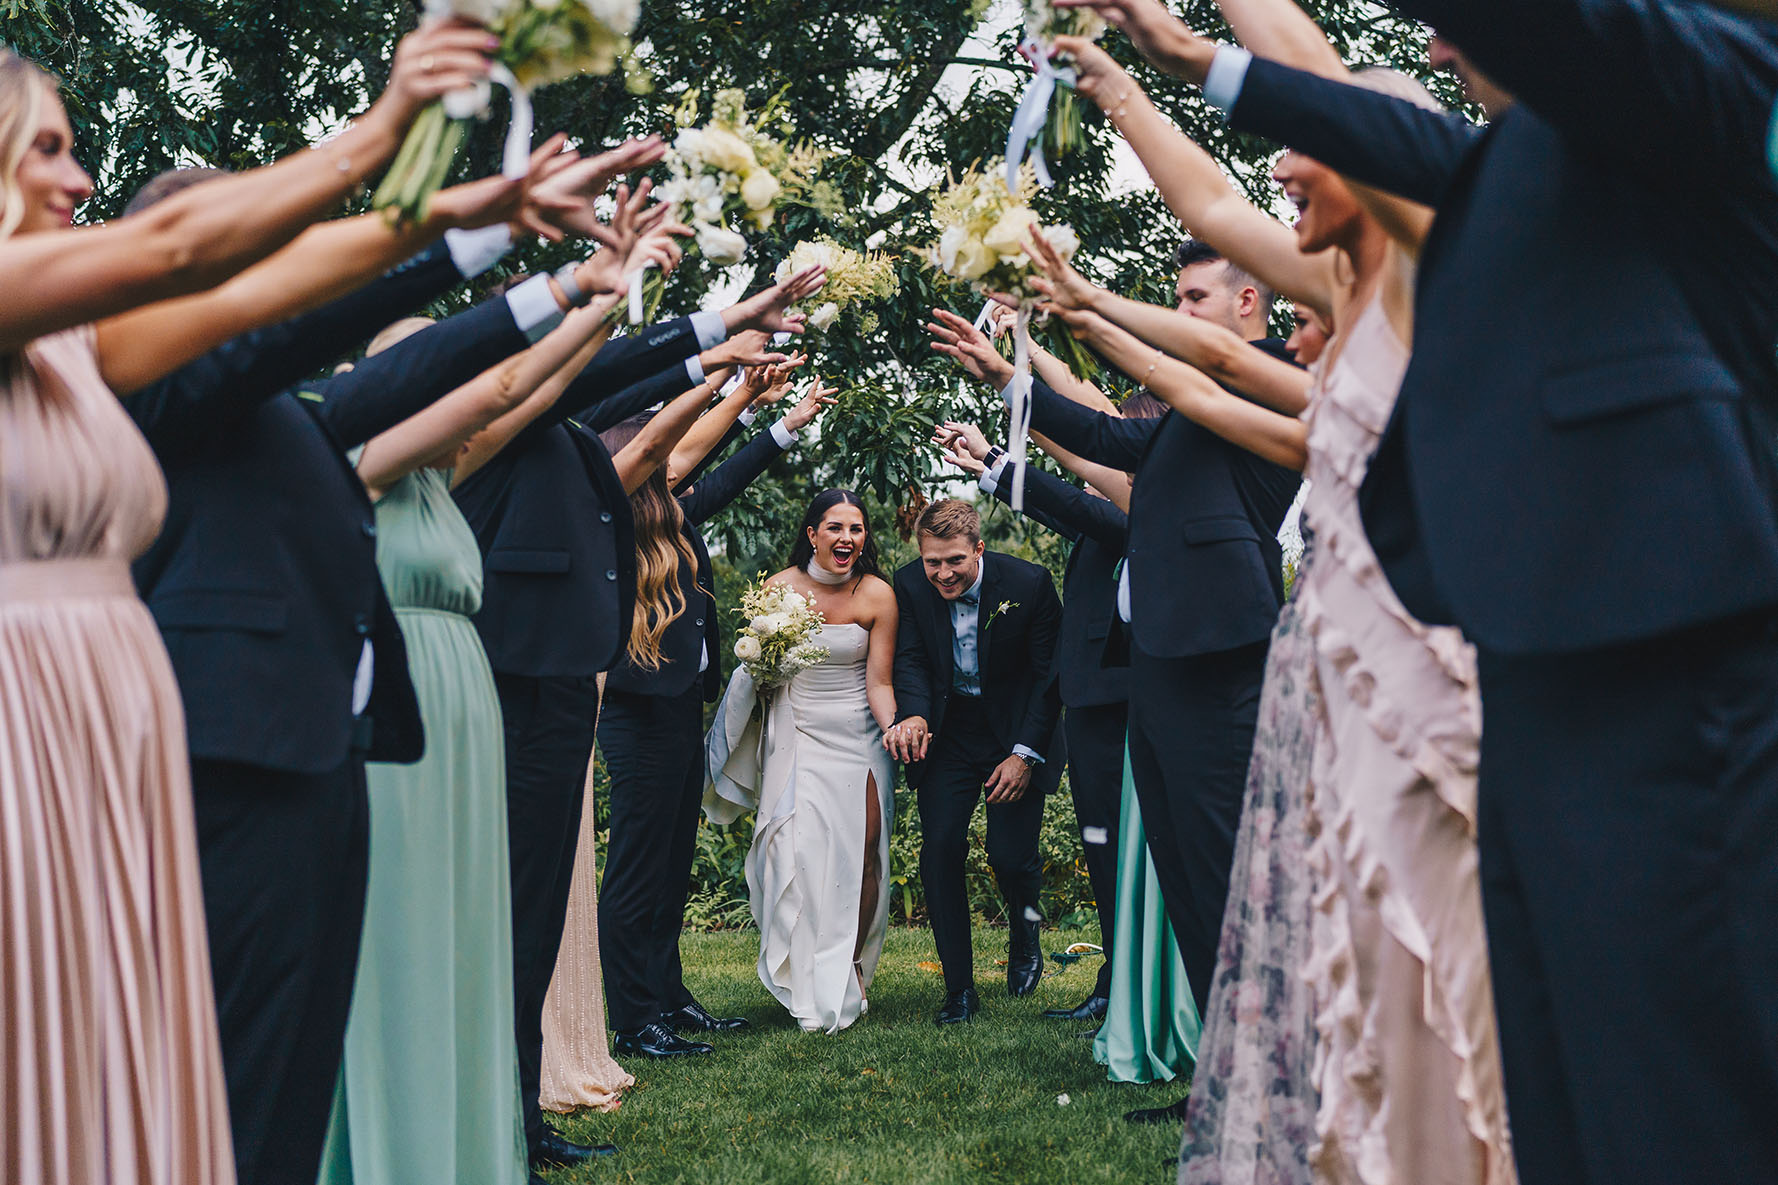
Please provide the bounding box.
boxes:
[361,521,377,538]
[695,618,705,627]
[606,570,618,581]
[354,615,371,637]
[600,511,612,524]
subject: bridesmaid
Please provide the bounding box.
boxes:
[0,28,494,1185]
[318,203,684,1185]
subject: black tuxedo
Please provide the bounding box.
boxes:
[892,552,1062,992]
[449,317,705,1155]
[1026,367,1301,1014]
[597,428,790,1032]
[988,466,1129,997]
[125,249,530,1185]
[1229,7,1778,1182]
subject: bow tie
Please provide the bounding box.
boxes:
[957,590,980,607]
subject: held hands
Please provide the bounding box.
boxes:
[725,266,829,337]
[369,20,498,136]
[927,308,1017,389]
[885,717,931,764]
[1051,0,1215,84]
[938,437,988,477]
[933,420,993,465]
[985,754,1034,804]
[781,378,839,432]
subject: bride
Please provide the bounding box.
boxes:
[704,490,898,1034]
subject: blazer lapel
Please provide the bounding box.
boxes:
[922,580,954,694]
[976,555,998,681]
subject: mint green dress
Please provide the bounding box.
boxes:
[1093,745,1202,1084]
[317,467,528,1185]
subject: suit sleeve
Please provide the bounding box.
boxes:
[1015,570,1065,758]
[509,317,702,453]
[123,244,464,451]
[581,364,694,433]
[891,575,934,727]
[313,290,529,448]
[673,416,748,494]
[1025,377,1158,472]
[678,428,786,526]
[1001,466,1129,551]
[1230,58,1482,208]
[1393,0,1778,184]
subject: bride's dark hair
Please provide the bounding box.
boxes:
[788,489,882,584]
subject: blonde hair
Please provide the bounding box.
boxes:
[600,416,703,671]
[0,50,56,242]
[366,317,435,358]
[914,498,982,547]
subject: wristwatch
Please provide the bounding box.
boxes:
[1014,752,1038,769]
[985,445,1008,468]
[552,261,593,309]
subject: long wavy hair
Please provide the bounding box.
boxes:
[0,51,56,242]
[787,489,882,587]
[600,415,703,670]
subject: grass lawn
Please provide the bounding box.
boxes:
[544,924,1190,1185]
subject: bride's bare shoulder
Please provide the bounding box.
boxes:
[763,567,800,588]
[857,573,896,607]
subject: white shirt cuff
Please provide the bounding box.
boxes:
[1013,744,1044,765]
[1117,563,1133,624]
[1203,46,1253,114]
[979,454,1009,496]
[738,407,759,427]
[691,310,730,352]
[504,274,565,344]
[442,224,513,279]
[998,376,1019,407]
[769,419,797,449]
[685,354,707,387]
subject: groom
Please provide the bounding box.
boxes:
[887,500,1063,1025]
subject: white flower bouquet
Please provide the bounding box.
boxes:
[772,237,900,335]
[1007,0,1109,188]
[659,88,828,265]
[375,0,646,224]
[927,161,1079,302]
[733,576,829,691]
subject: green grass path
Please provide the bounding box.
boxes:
[545,925,1188,1184]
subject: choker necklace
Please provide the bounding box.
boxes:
[806,559,852,586]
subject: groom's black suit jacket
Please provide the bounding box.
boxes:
[891,552,1064,791]
[127,245,520,771]
[1229,0,1778,652]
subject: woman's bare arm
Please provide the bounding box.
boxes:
[863,579,900,734]
[611,381,718,494]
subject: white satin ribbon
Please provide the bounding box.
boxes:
[627,263,653,324]
[1006,304,1036,511]
[440,62,534,180]
[1005,37,1076,192]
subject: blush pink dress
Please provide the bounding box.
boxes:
[0,327,235,1185]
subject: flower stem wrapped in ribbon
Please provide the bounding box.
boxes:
[1006,0,1106,191]
[375,0,646,224]
[927,160,1080,510]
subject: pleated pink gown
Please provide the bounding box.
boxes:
[0,327,235,1185]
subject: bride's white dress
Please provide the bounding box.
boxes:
[704,623,895,1034]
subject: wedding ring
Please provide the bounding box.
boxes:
[420,54,437,72]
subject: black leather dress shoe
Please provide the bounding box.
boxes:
[1007,910,1043,997]
[935,987,981,1025]
[662,1001,750,1033]
[1044,993,1109,1022]
[1124,1095,1191,1125]
[611,1021,714,1058]
[531,1127,618,1169]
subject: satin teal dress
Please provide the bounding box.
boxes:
[318,467,527,1185]
[1093,744,1202,1084]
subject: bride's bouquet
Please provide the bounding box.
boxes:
[773,237,899,335]
[659,89,828,265]
[1007,0,1108,189]
[733,576,829,691]
[375,0,645,223]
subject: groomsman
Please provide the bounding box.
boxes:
[887,500,1063,1025]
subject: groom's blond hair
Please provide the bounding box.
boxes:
[914,500,981,547]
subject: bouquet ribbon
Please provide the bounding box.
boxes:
[443,62,536,180]
[1006,303,1036,512]
[1005,37,1076,191]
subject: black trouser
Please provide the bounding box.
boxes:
[916,695,1047,994]
[1064,700,1127,997]
[494,671,601,1157]
[1125,639,1267,1017]
[597,683,707,1031]
[192,756,369,1185]
[1476,610,1778,1185]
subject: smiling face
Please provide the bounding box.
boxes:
[1174,259,1246,334]
[1273,150,1364,257]
[919,532,984,601]
[808,502,868,575]
[11,85,90,234]
[1286,302,1332,366]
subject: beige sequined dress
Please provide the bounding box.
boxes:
[0,326,235,1185]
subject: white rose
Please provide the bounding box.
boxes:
[938,225,968,274]
[695,222,748,265]
[807,302,840,331]
[699,127,759,175]
[734,635,763,662]
[956,237,996,283]
[1040,223,1080,261]
[759,612,790,636]
[740,169,782,212]
[672,128,709,168]
[982,208,1040,258]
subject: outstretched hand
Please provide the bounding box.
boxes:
[573,181,690,296]
[706,330,787,374]
[1051,0,1215,84]
[369,19,496,135]
[726,265,828,337]
[1027,226,1103,312]
[938,437,987,477]
[927,308,1017,388]
[747,353,809,406]
[782,378,839,432]
[428,135,575,237]
[528,135,668,240]
[934,420,993,462]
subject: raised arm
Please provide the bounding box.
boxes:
[667,349,792,483]
[1031,431,1135,515]
[609,381,717,494]
[0,21,494,352]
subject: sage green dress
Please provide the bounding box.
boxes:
[1093,744,1201,1084]
[317,467,528,1185]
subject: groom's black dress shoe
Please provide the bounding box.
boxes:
[1124,1095,1191,1125]
[935,988,981,1025]
[531,1127,618,1169]
[1045,993,1109,1022]
[1007,911,1043,997]
[662,1001,750,1033]
[612,1022,714,1058]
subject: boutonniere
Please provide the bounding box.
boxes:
[985,599,1019,629]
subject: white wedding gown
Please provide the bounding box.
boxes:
[705,623,895,1034]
